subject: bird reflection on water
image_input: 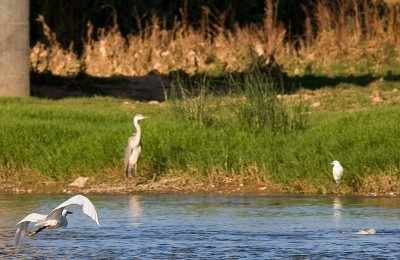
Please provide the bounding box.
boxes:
[127,195,143,218]
[333,196,342,222]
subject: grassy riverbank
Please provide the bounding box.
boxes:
[1,75,399,195]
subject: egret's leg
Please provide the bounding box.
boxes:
[125,165,131,178]
[28,226,47,237]
[133,164,137,176]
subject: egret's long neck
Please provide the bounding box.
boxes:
[134,119,141,138]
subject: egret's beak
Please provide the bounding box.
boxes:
[67,211,73,215]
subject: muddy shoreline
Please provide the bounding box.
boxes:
[0,175,288,194]
[0,179,283,195]
[0,176,396,197]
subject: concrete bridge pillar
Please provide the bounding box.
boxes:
[0,0,30,97]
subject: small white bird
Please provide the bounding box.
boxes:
[356,229,376,235]
[332,160,344,183]
[124,114,148,178]
[15,195,100,252]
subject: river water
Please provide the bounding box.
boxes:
[1,194,400,259]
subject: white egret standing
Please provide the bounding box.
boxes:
[332,160,344,183]
[15,195,100,252]
[124,114,148,178]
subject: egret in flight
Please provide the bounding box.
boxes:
[15,195,100,252]
[332,160,344,183]
[124,114,148,178]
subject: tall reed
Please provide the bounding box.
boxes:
[167,74,220,127]
[228,71,309,133]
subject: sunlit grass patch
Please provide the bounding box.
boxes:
[0,90,399,194]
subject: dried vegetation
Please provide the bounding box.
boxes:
[30,0,400,78]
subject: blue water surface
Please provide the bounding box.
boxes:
[1,194,400,259]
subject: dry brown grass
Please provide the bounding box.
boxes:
[301,0,400,70]
[31,15,80,75]
[361,169,400,196]
[29,0,400,77]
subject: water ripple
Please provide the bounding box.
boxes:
[1,195,400,258]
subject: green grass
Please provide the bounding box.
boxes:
[0,79,400,193]
[0,97,129,179]
[266,108,400,188]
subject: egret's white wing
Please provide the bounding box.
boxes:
[46,207,64,221]
[137,145,141,161]
[16,213,46,225]
[130,146,141,165]
[15,213,46,251]
[51,195,100,226]
[124,135,135,170]
[15,221,28,252]
[333,164,344,183]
